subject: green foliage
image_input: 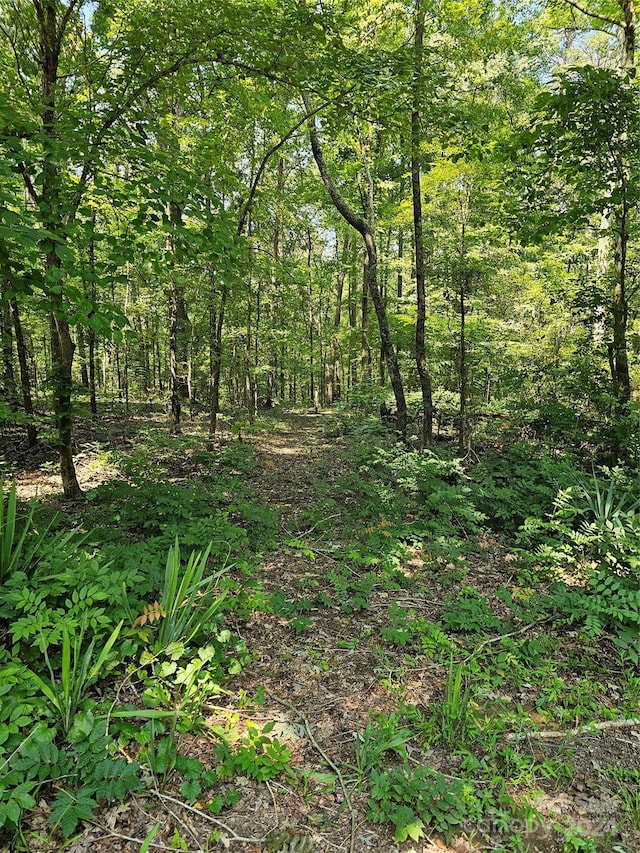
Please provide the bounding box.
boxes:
[156,537,229,648]
[606,768,640,830]
[28,621,123,733]
[214,722,292,782]
[0,481,58,584]
[469,444,578,533]
[48,713,142,836]
[441,586,507,635]
[550,571,640,664]
[88,479,277,560]
[0,717,56,833]
[435,659,474,748]
[354,713,412,781]
[523,470,640,662]
[140,638,246,722]
[328,567,377,612]
[3,542,138,654]
[524,66,640,232]
[380,604,455,660]
[368,764,481,842]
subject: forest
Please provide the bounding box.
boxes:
[2,0,640,851]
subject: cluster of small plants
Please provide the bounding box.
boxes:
[0,436,289,847]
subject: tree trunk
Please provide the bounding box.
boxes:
[327,233,347,404]
[209,270,228,436]
[167,201,189,431]
[361,262,371,381]
[50,308,83,498]
[245,271,256,424]
[32,0,83,498]
[303,93,407,436]
[1,283,17,409]
[411,0,434,448]
[10,297,38,446]
[458,277,468,455]
[611,208,631,408]
[87,228,98,416]
[77,326,89,387]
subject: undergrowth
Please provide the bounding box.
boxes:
[2,412,640,851]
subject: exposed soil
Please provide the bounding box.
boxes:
[6,411,640,853]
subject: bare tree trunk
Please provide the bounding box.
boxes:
[611,208,631,409]
[1,283,17,409]
[167,200,189,431]
[361,261,371,381]
[10,297,37,446]
[50,308,82,497]
[411,0,433,448]
[34,0,83,497]
[458,277,468,455]
[209,269,228,436]
[245,270,256,424]
[303,93,407,436]
[77,326,89,387]
[327,233,348,404]
[87,229,98,416]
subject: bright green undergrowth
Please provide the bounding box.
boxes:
[2,415,640,851]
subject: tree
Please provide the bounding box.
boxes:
[303,93,408,436]
[411,0,434,447]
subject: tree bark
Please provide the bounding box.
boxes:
[36,0,83,498]
[1,283,17,409]
[302,93,407,436]
[411,0,434,449]
[10,296,38,447]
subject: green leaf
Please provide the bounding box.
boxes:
[180,778,201,802]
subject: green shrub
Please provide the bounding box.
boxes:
[469,443,578,533]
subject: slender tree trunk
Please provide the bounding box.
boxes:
[209,269,228,436]
[327,233,347,404]
[1,283,17,408]
[397,226,404,300]
[458,277,468,454]
[611,207,631,408]
[77,326,89,387]
[411,0,433,448]
[245,270,256,424]
[50,307,82,497]
[361,262,371,380]
[87,228,98,416]
[167,200,189,431]
[10,297,37,447]
[303,93,407,436]
[35,0,83,497]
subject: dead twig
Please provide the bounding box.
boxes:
[88,821,200,852]
[268,692,357,853]
[151,790,268,845]
[507,717,640,742]
[461,617,554,665]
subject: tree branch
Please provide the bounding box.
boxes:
[57,0,82,48]
[561,0,622,28]
[237,95,344,235]
[507,716,640,742]
[301,92,369,237]
[18,162,39,205]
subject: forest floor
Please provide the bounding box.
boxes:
[5,409,640,853]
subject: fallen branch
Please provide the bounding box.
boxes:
[268,692,357,853]
[507,717,640,742]
[462,617,553,665]
[152,790,268,845]
[89,821,201,852]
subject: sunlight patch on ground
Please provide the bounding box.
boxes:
[13,453,120,500]
[261,443,304,457]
